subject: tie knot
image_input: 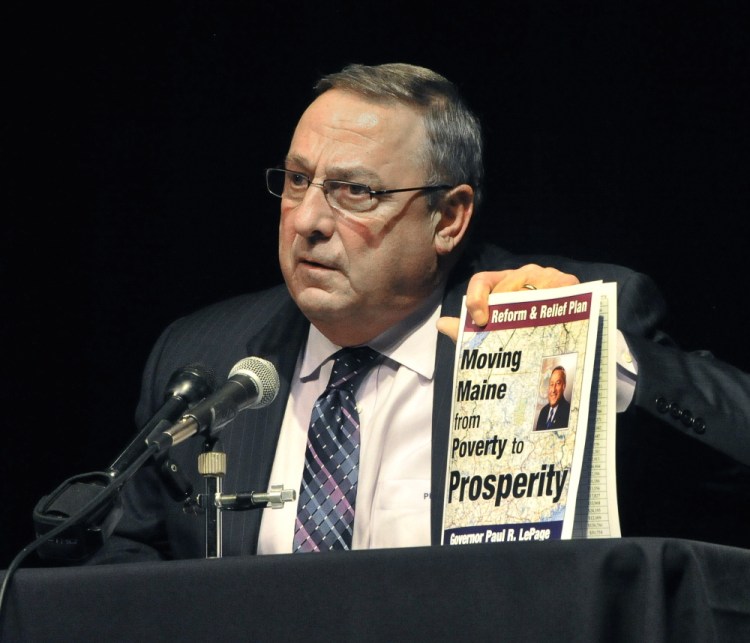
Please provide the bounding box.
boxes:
[327,346,381,393]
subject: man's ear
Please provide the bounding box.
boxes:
[434,184,474,255]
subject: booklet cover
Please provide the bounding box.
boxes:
[441,281,618,545]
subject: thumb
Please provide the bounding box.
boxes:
[436,316,460,343]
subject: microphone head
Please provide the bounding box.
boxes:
[229,356,280,408]
[165,363,216,404]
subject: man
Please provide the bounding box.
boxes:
[535,366,571,430]
[91,63,750,562]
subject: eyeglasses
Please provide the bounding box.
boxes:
[265,168,452,216]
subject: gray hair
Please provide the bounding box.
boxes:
[314,63,484,212]
[551,365,567,386]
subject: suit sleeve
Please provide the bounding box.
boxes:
[617,270,750,467]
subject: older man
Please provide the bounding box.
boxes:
[535,366,571,430]
[91,63,750,561]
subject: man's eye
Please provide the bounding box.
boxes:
[336,182,370,198]
[288,173,308,188]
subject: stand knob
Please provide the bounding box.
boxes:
[197,451,226,477]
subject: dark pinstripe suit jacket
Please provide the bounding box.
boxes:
[96,243,750,562]
[535,398,572,430]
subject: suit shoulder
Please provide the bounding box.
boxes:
[137,283,301,412]
[149,284,295,358]
[170,284,291,327]
[468,242,638,282]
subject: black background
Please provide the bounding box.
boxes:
[2,2,749,568]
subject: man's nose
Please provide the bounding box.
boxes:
[292,184,336,237]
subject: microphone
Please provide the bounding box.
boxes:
[107,363,216,475]
[148,356,280,451]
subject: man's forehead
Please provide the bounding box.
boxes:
[288,91,426,179]
[296,90,423,139]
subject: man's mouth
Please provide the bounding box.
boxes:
[298,255,335,270]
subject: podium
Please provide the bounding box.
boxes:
[2,537,749,642]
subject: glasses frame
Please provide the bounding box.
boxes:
[265,168,453,214]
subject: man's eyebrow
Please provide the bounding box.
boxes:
[283,155,311,173]
[283,156,382,185]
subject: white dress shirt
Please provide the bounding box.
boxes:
[257,292,442,554]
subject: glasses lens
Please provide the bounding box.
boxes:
[266,169,376,217]
[325,181,373,214]
[266,169,287,197]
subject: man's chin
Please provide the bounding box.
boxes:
[292,288,354,322]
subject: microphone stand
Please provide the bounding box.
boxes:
[197,450,226,559]
[192,446,296,559]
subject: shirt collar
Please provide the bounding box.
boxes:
[300,288,444,382]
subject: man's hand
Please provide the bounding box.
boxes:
[436,264,580,342]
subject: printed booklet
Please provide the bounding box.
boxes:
[441,281,620,545]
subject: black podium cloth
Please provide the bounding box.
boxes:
[2,537,749,642]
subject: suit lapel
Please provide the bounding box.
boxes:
[430,277,468,545]
[428,244,518,543]
[222,291,310,555]
[243,294,309,498]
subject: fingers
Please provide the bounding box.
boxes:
[436,316,460,343]
[465,266,580,328]
[465,272,503,326]
[509,264,580,290]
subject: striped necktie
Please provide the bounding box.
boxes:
[293,346,380,552]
